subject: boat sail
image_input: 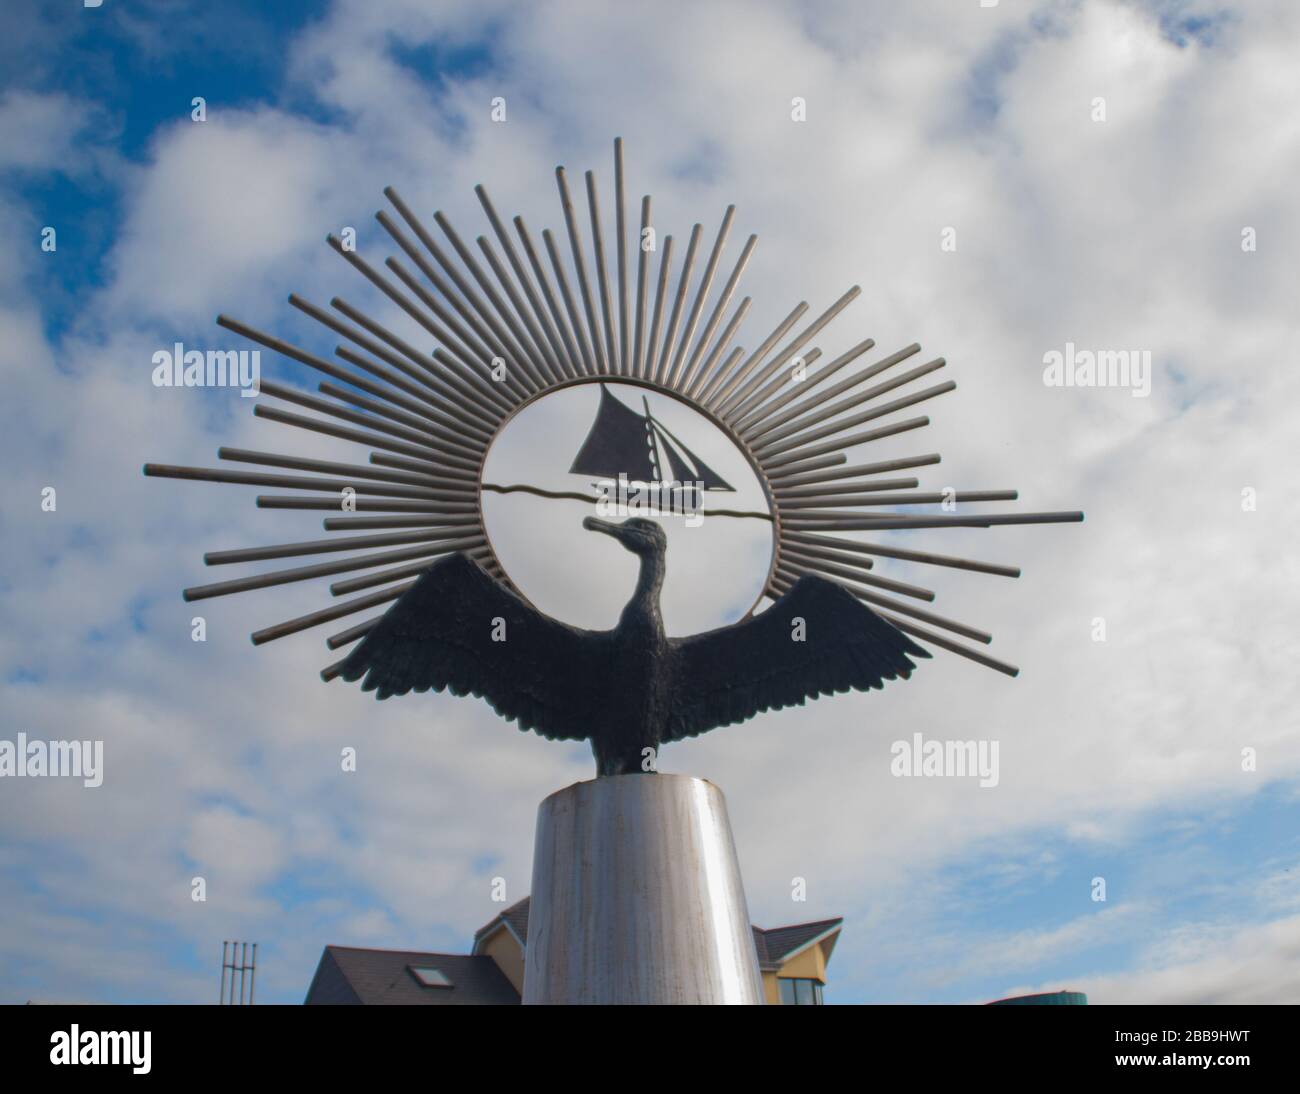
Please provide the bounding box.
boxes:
[569,385,734,491]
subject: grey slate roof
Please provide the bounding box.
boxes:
[304,945,520,1005]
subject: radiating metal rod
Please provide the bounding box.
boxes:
[701,301,808,408]
[251,582,414,645]
[653,223,701,386]
[776,571,1021,677]
[584,169,619,375]
[323,514,481,530]
[741,340,919,439]
[778,546,936,602]
[475,187,573,382]
[257,379,467,465]
[783,530,1021,578]
[681,232,757,397]
[330,540,487,596]
[325,342,493,451]
[338,538,495,599]
[632,195,651,379]
[556,166,608,373]
[774,476,919,498]
[736,337,879,438]
[380,189,538,399]
[695,346,745,407]
[717,286,861,418]
[475,234,566,385]
[327,297,507,429]
[666,207,735,389]
[289,293,457,409]
[181,540,480,602]
[316,382,482,472]
[256,496,476,514]
[763,452,848,479]
[207,528,475,566]
[774,565,991,643]
[432,209,551,392]
[778,489,1018,511]
[875,613,1019,677]
[326,616,381,649]
[684,296,751,401]
[754,358,948,450]
[782,510,1086,531]
[513,215,584,376]
[542,226,597,375]
[143,463,470,503]
[381,253,535,403]
[643,234,675,382]
[757,381,956,461]
[327,234,522,412]
[763,416,931,470]
[216,447,474,495]
[615,138,629,373]
[214,314,455,433]
[252,401,447,468]
[770,453,941,489]
[367,453,477,485]
[372,210,519,381]
[319,359,487,459]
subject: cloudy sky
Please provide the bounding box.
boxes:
[1,0,1297,1005]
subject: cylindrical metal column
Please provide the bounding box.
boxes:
[523,773,764,1004]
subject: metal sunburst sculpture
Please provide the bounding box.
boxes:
[145,138,1082,773]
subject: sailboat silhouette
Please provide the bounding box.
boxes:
[569,385,734,491]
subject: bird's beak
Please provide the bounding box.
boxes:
[582,516,622,538]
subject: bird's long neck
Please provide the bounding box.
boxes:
[622,548,666,625]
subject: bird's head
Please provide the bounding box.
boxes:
[582,515,668,558]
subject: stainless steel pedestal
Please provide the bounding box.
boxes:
[523,773,764,1004]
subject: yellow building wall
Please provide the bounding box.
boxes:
[778,943,827,982]
[480,928,526,995]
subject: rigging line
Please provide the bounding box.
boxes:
[480,481,773,521]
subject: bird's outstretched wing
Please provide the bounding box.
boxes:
[338,553,603,741]
[664,574,929,742]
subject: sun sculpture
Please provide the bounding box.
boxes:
[145,137,1082,703]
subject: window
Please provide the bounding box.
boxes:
[778,978,823,1005]
[409,966,453,988]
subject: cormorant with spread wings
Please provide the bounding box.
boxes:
[339,516,927,775]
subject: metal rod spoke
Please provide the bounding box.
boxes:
[182,540,483,602]
[514,215,583,377]
[251,583,413,646]
[763,416,931,470]
[717,286,861,418]
[653,223,701,386]
[701,300,808,408]
[769,453,941,489]
[556,166,608,373]
[643,234,675,382]
[754,358,948,449]
[542,226,597,375]
[208,528,476,566]
[783,530,1021,578]
[757,380,956,459]
[584,169,619,375]
[681,232,756,396]
[741,340,921,439]
[632,195,652,379]
[666,208,735,389]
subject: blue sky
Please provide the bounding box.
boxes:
[1,0,1298,1005]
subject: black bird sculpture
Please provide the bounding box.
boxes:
[339,516,929,776]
